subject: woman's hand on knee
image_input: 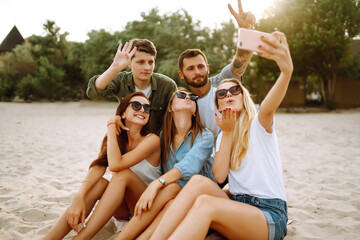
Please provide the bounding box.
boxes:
[66,195,86,233]
[134,180,162,218]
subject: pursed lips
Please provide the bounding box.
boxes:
[226,99,235,105]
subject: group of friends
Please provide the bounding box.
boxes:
[43,1,294,239]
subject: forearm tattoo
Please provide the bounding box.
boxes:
[231,49,252,78]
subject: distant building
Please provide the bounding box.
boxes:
[0,26,25,53]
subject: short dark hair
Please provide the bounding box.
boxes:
[178,49,208,71]
[130,39,157,58]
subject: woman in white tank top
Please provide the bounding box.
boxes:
[149,30,293,240]
[44,92,166,240]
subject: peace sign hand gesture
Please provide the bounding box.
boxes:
[228,0,256,29]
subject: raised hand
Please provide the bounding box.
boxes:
[107,115,129,135]
[215,108,237,133]
[258,31,293,75]
[257,31,293,130]
[110,41,137,72]
[228,0,256,29]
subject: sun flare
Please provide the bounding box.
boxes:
[241,0,275,19]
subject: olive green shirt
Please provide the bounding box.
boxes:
[87,71,177,135]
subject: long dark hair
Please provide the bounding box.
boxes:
[160,88,205,166]
[89,92,151,168]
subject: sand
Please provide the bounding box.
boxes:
[0,101,359,239]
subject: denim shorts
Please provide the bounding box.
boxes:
[231,194,288,240]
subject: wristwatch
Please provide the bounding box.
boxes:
[158,177,165,186]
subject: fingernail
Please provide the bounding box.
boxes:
[84,223,86,227]
[259,52,263,56]
[258,45,262,48]
[215,113,217,116]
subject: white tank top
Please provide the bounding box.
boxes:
[130,159,161,185]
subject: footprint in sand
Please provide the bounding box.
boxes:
[18,208,58,222]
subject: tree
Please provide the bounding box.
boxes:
[0,20,85,100]
[257,0,360,109]
[81,29,121,80]
[0,45,36,100]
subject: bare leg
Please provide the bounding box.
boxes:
[150,175,228,240]
[43,178,108,240]
[169,195,268,240]
[115,183,181,240]
[74,169,147,240]
[137,200,174,240]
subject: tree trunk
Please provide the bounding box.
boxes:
[320,74,338,110]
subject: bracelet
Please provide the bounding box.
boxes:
[107,122,116,127]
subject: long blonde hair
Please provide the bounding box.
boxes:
[215,78,256,170]
[161,88,205,166]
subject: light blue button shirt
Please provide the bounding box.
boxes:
[163,128,215,188]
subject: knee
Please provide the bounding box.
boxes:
[92,177,109,191]
[98,177,109,188]
[186,175,213,191]
[192,194,214,213]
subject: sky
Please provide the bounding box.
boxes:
[0,0,274,43]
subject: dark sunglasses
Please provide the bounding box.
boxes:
[129,101,152,114]
[175,91,198,101]
[216,85,242,99]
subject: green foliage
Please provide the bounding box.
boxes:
[66,41,86,98]
[15,56,69,100]
[0,44,36,100]
[81,29,120,80]
[0,20,85,101]
[256,0,360,109]
[28,20,69,67]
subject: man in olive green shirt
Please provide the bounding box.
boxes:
[86,39,177,135]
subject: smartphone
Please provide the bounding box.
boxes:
[237,28,277,52]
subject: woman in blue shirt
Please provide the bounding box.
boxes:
[115,88,214,240]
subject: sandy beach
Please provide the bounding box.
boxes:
[0,101,359,239]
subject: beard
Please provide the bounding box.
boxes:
[184,74,209,88]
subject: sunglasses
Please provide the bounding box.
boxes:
[129,101,152,114]
[175,91,199,101]
[216,85,242,99]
